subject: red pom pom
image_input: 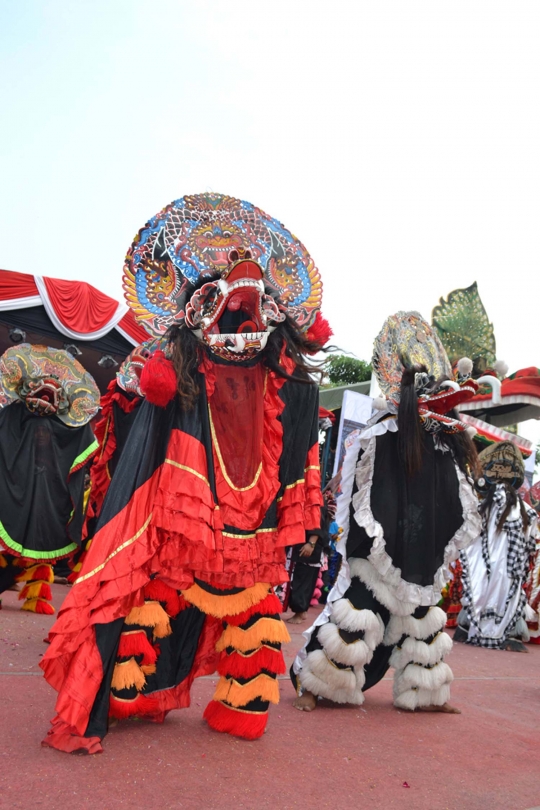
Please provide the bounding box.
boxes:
[139,350,177,407]
[306,312,333,349]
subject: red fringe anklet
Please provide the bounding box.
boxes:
[203,699,268,740]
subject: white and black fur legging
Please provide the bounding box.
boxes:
[295,557,453,709]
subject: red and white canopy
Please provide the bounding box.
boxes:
[458,367,540,427]
[0,269,147,346]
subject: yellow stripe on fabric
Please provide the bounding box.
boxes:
[277,478,305,502]
[164,459,209,486]
[75,514,153,584]
[208,405,263,492]
[222,528,276,540]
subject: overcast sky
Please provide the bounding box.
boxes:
[1,0,539,450]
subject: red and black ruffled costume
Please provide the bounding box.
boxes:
[41,351,321,752]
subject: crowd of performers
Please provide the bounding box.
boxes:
[0,192,538,754]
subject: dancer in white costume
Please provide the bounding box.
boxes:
[291,313,491,713]
[456,442,538,652]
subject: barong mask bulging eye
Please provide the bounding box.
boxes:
[184,251,286,360]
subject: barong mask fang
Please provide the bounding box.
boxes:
[185,251,286,359]
[0,344,100,427]
[123,193,322,350]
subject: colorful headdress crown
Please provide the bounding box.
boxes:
[372,311,453,402]
[123,193,322,337]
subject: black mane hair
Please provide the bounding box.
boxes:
[398,364,479,479]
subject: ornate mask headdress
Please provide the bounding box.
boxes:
[123,193,323,361]
[372,311,500,435]
[0,344,100,427]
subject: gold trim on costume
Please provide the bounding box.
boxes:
[164,458,209,486]
[207,404,263,492]
[277,477,305,502]
[75,514,153,584]
[222,528,276,540]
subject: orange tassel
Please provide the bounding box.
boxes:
[109,692,161,720]
[216,617,290,653]
[140,663,157,676]
[111,657,146,691]
[143,579,182,617]
[182,582,270,619]
[213,674,280,707]
[0,553,8,568]
[124,601,171,639]
[203,699,268,740]
[16,564,54,583]
[218,645,286,679]
[21,597,55,615]
[117,629,158,666]
[223,593,283,626]
[19,581,52,601]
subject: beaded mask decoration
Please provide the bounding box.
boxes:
[0,344,100,427]
[123,193,322,350]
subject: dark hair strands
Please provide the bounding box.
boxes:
[479,482,530,531]
[166,313,334,411]
[398,364,479,479]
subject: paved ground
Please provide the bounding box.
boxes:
[1,584,539,810]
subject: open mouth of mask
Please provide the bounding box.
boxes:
[184,257,285,359]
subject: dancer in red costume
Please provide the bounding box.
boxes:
[41,193,330,753]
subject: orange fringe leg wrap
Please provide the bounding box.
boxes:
[109,587,187,724]
[16,563,55,614]
[143,579,185,617]
[205,590,287,739]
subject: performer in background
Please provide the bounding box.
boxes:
[41,193,331,753]
[291,312,490,714]
[455,442,538,651]
[0,344,99,613]
[286,489,335,623]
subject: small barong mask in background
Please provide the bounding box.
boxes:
[476,440,525,492]
[0,344,100,427]
[371,311,501,436]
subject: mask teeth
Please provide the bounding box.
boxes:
[206,331,270,352]
[227,279,265,293]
